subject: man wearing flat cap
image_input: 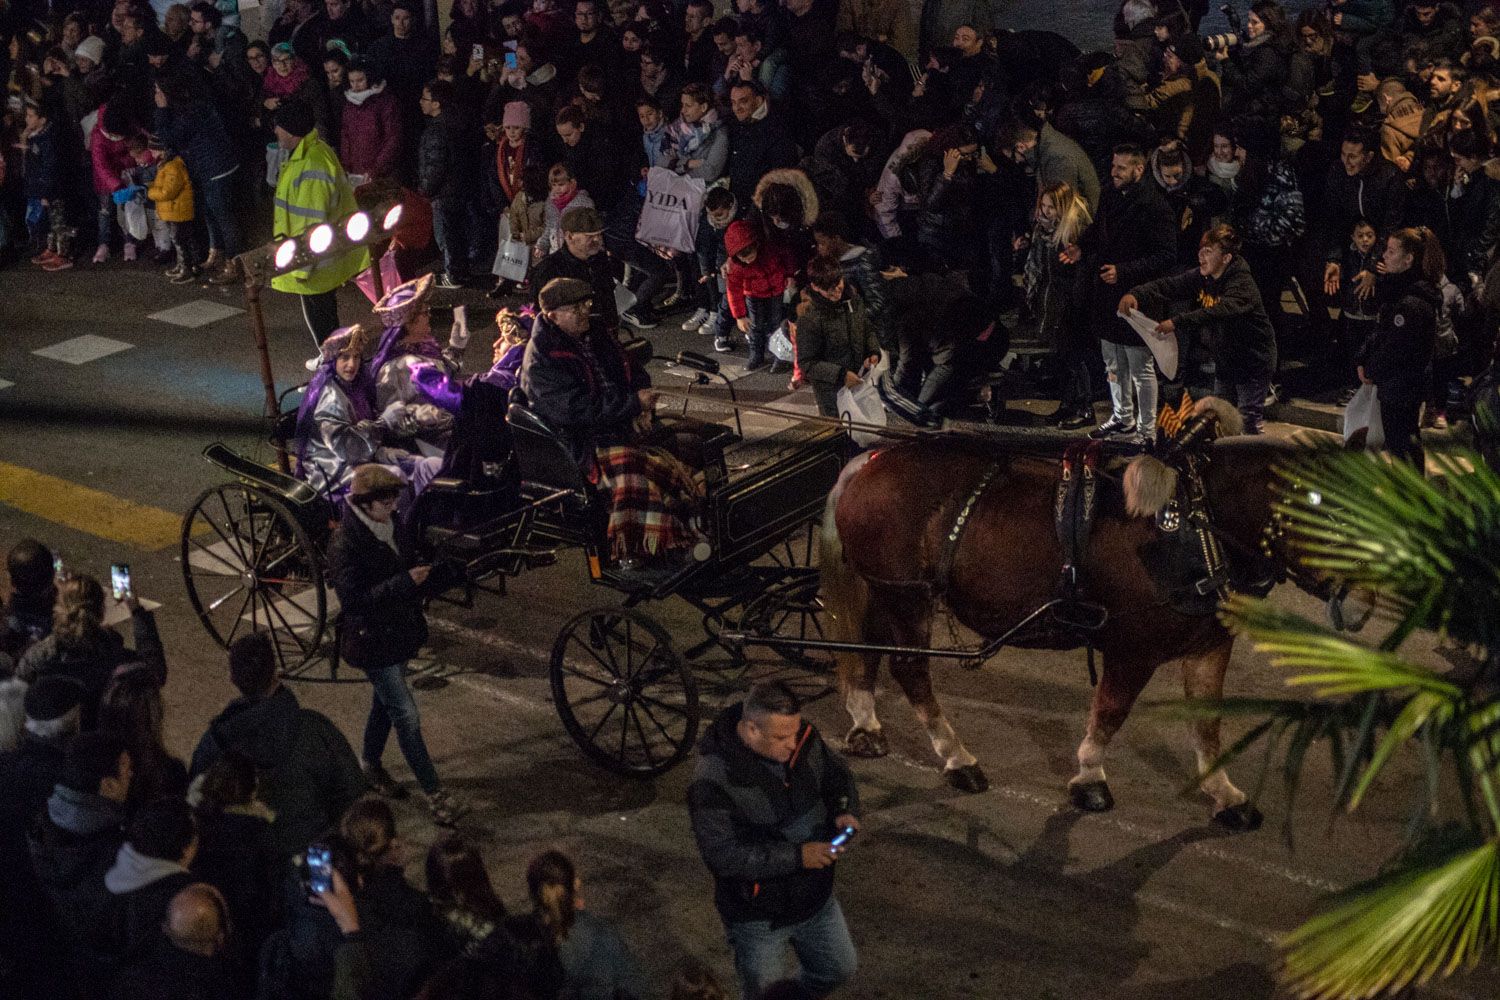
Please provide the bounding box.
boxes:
[271,98,370,351]
[522,277,706,577]
[531,205,621,335]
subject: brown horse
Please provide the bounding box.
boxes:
[819,400,1298,829]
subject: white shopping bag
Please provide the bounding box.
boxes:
[614,282,637,317]
[1342,383,1384,452]
[120,199,149,241]
[491,216,531,281]
[768,322,794,362]
[837,380,888,447]
[635,167,706,253]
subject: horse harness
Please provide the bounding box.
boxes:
[1054,441,1110,684]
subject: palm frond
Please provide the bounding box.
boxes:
[1280,838,1500,999]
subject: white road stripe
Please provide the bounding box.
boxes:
[32,334,133,365]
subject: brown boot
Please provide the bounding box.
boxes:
[207,256,243,285]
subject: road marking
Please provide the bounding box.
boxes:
[0,460,182,550]
[148,299,245,328]
[32,334,133,365]
[0,379,12,389]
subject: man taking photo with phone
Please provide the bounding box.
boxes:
[688,681,861,999]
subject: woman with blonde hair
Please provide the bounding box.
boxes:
[1020,180,1095,429]
[17,574,164,723]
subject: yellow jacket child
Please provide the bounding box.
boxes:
[146,156,193,223]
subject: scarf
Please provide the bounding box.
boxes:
[351,500,399,553]
[497,136,526,201]
[642,124,671,170]
[1022,216,1060,301]
[345,80,386,106]
[550,183,581,213]
[263,59,310,99]
[666,108,719,163]
[1207,157,1241,192]
[294,361,376,474]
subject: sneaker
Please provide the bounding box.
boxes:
[42,254,75,271]
[1089,418,1136,440]
[361,760,409,800]
[164,262,186,279]
[681,308,710,331]
[621,308,659,329]
[122,243,137,262]
[170,268,200,285]
[426,788,470,826]
[713,335,733,353]
[91,244,109,264]
[1053,406,1095,430]
[435,272,464,290]
[31,248,58,265]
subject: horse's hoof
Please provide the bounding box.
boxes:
[1069,780,1115,813]
[1212,801,1264,832]
[843,728,889,758]
[943,764,990,793]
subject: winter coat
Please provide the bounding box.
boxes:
[193,806,281,957]
[1035,121,1101,214]
[90,118,135,196]
[339,86,402,181]
[539,188,596,256]
[22,121,65,202]
[1127,63,1222,166]
[1443,165,1500,282]
[1356,269,1440,403]
[1152,163,1229,268]
[1378,88,1424,169]
[1221,34,1292,120]
[530,242,619,330]
[99,844,196,963]
[1084,179,1177,340]
[1239,158,1306,250]
[1130,256,1277,382]
[17,609,165,726]
[418,109,478,202]
[687,700,861,927]
[726,109,799,201]
[724,222,793,317]
[796,285,879,391]
[189,684,367,858]
[114,938,249,1000]
[1399,1,1467,61]
[1320,156,1406,258]
[912,156,982,263]
[146,156,193,223]
[152,101,238,183]
[518,315,647,470]
[837,244,890,342]
[506,191,547,248]
[327,508,428,671]
[1023,224,1089,354]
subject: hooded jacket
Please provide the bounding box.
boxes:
[795,284,879,390]
[189,684,366,857]
[724,220,794,317]
[1129,256,1276,382]
[99,843,196,963]
[1357,269,1440,402]
[687,701,860,927]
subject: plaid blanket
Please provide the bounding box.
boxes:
[595,444,704,558]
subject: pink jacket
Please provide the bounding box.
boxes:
[90,110,135,196]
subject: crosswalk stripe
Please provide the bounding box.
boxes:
[0,460,183,550]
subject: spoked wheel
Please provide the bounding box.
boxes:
[750,528,831,669]
[550,607,699,777]
[181,482,327,673]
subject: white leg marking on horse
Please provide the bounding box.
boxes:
[1072,732,1108,787]
[845,687,879,734]
[928,716,978,770]
[1195,747,1248,812]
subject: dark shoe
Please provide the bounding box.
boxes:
[362,761,409,800]
[170,267,200,285]
[153,246,175,265]
[1089,418,1136,440]
[621,308,659,329]
[1054,406,1094,430]
[425,788,470,826]
[743,355,768,372]
[487,279,515,300]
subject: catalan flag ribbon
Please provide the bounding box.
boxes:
[1158,393,1195,440]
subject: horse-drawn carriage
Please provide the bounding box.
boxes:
[179,349,846,777]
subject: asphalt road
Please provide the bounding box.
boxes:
[1,256,1496,1000]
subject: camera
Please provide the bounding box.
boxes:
[1204,32,1239,51]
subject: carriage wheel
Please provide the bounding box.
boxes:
[181,482,327,673]
[549,607,699,777]
[751,528,831,669]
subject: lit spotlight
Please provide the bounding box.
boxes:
[381,203,404,231]
[345,212,371,242]
[274,238,298,270]
[308,224,334,254]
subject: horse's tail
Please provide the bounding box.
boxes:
[820,453,875,665]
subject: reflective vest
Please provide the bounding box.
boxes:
[271,130,371,295]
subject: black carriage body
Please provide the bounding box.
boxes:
[705,423,844,569]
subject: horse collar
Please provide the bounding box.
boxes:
[935,460,1003,594]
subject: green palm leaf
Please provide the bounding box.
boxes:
[1280,838,1500,999]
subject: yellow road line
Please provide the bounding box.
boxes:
[0,460,182,551]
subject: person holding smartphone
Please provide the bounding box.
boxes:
[327,464,468,826]
[688,681,862,1000]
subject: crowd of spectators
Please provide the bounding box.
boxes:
[6,0,1500,444]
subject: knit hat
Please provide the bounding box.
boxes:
[538,277,594,311]
[349,464,404,501]
[24,675,86,722]
[74,35,105,67]
[373,273,435,326]
[273,99,316,138]
[560,206,605,235]
[502,100,531,129]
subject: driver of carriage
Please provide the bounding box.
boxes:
[294,324,443,502]
[369,273,469,456]
[522,277,705,575]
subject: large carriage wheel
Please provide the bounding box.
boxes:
[549,607,699,777]
[181,483,327,673]
[749,527,831,669]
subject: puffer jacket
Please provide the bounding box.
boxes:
[146,157,193,223]
[90,115,134,196]
[724,220,793,317]
[795,284,879,390]
[1357,269,1440,403]
[1221,34,1293,120]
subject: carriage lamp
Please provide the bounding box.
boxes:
[344,211,371,243]
[308,224,335,255]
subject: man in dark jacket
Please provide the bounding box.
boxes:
[1004,118,1101,214]
[1085,143,1177,442]
[795,255,881,416]
[327,465,466,826]
[189,632,367,857]
[688,681,860,1000]
[1445,128,1500,292]
[114,883,247,1000]
[419,78,479,289]
[1122,224,1276,433]
[1320,128,1406,287]
[98,797,199,966]
[28,731,134,998]
[726,80,798,201]
[531,206,621,333]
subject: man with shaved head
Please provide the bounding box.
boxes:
[114,883,245,999]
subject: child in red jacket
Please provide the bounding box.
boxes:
[723,219,792,370]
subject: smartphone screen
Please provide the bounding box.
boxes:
[471,43,485,61]
[306,846,333,895]
[53,556,64,579]
[830,825,856,848]
[504,51,517,70]
[110,563,132,601]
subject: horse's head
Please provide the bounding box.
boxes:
[1122,397,1243,518]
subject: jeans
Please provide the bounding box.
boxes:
[96,201,123,248]
[1101,340,1157,436]
[1213,374,1269,434]
[744,295,785,364]
[200,169,242,256]
[724,896,858,1000]
[431,197,471,279]
[362,660,440,794]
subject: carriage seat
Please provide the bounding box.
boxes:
[506,401,595,502]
